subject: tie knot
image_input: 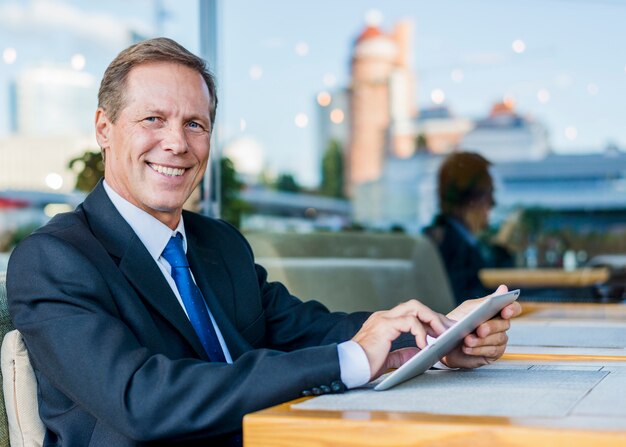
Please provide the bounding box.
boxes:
[162,233,189,268]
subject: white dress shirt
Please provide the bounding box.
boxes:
[102,180,370,387]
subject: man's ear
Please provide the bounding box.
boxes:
[95,108,111,149]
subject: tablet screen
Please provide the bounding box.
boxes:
[374,289,520,391]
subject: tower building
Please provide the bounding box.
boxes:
[347,20,416,195]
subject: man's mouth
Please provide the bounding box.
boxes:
[148,163,186,177]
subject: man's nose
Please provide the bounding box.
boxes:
[163,124,188,154]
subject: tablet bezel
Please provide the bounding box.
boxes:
[374,289,521,391]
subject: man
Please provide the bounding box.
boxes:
[7,38,520,446]
[424,152,514,304]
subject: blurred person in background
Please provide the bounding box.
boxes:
[424,151,514,304]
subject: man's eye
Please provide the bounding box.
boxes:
[187,121,206,132]
[144,117,159,123]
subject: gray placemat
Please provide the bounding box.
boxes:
[294,369,608,418]
[572,372,626,417]
[507,321,626,349]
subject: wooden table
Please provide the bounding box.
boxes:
[519,301,626,317]
[479,267,610,289]
[244,303,626,446]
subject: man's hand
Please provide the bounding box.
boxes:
[352,300,454,380]
[442,285,522,368]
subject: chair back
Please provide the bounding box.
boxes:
[247,232,455,314]
[0,272,46,447]
[0,272,12,447]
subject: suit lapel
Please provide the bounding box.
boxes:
[82,181,209,360]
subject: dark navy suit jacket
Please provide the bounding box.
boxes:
[7,181,369,446]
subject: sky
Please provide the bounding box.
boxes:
[1,0,626,186]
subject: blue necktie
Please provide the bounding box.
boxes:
[162,233,226,362]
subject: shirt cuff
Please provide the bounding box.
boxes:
[337,340,370,389]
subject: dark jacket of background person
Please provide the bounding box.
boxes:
[423,152,513,304]
[424,214,489,303]
[6,182,370,446]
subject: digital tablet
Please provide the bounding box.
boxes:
[374,289,520,391]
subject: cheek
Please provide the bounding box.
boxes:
[191,139,211,164]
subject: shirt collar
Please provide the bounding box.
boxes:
[448,216,478,246]
[103,180,187,261]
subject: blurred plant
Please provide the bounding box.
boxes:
[320,139,344,198]
[415,133,428,152]
[69,150,104,192]
[275,173,300,193]
[6,223,40,250]
[220,157,251,228]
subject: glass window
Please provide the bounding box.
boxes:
[2,0,625,305]
[0,0,199,266]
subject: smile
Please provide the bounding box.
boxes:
[148,163,186,177]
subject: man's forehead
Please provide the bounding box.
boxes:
[122,62,212,108]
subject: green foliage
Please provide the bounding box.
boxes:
[415,133,428,152]
[220,157,251,228]
[7,223,40,250]
[275,173,300,193]
[69,150,104,192]
[320,139,344,198]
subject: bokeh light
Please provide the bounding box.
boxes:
[451,69,464,83]
[323,73,336,87]
[249,65,263,80]
[317,91,332,107]
[45,173,63,190]
[512,39,526,54]
[3,47,17,64]
[330,108,344,124]
[295,41,309,56]
[565,126,578,140]
[537,89,550,104]
[294,113,309,128]
[430,89,445,104]
[71,53,86,70]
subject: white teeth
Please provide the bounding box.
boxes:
[149,163,185,177]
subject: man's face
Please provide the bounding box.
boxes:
[95,62,212,229]
[464,190,494,235]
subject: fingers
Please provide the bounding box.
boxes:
[490,285,522,319]
[382,348,420,373]
[442,330,508,369]
[463,331,508,352]
[474,317,511,338]
[394,299,453,334]
[352,299,451,380]
[461,340,506,361]
[501,301,522,319]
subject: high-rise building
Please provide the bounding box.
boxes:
[347,20,416,194]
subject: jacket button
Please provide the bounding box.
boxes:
[331,380,345,393]
[301,389,312,397]
[320,385,331,394]
[311,387,322,395]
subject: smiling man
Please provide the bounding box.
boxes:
[6,38,520,447]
